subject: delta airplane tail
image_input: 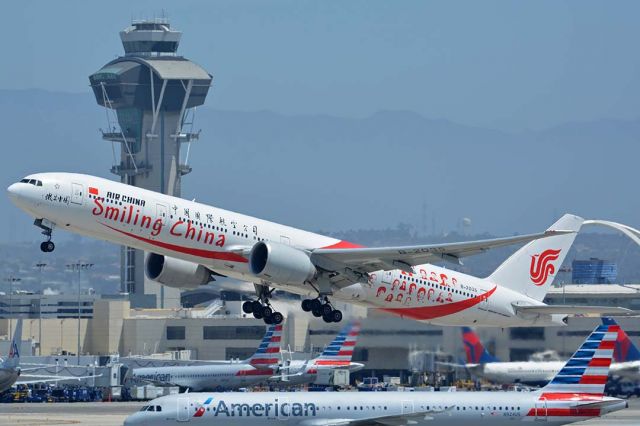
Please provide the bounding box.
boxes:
[2,319,22,369]
[461,327,499,364]
[602,317,640,363]
[247,324,283,368]
[488,214,583,301]
[314,320,361,366]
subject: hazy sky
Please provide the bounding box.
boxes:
[2,0,639,131]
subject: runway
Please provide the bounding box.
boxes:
[0,398,637,425]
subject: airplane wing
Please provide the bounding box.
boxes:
[305,406,454,425]
[311,230,570,287]
[512,304,636,316]
[17,374,102,385]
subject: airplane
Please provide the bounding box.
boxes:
[7,173,632,326]
[455,317,640,386]
[130,324,283,391]
[123,322,628,425]
[1,319,96,392]
[271,320,364,385]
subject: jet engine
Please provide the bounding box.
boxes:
[145,253,212,288]
[249,241,317,285]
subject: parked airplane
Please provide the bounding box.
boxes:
[457,318,640,385]
[1,319,95,391]
[272,320,364,385]
[7,173,631,326]
[123,323,627,425]
[131,324,283,391]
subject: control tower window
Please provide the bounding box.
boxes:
[122,41,178,53]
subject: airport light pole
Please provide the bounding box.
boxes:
[66,262,93,365]
[5,276,21,338]
[35,263,47,356]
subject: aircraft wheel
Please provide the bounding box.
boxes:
[271,312,284,324]
[310,299,322,312]
[322,304,333,317]
[312,306,323,317]
[331,309,343,323]
[242,301,254,314]
[253,309,263,319]
[252,301,263,313]
[45,241,55,252]
[322,312,334,323]
[264,315,273,325]
[301,299,312,312]
[261,305,273,318]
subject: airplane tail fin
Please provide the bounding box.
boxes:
[461,327,499,364]
[247,323,283,368]
[3,319,22,369]
[315,320,361,366]
[602,317,640,363]
[488,214,583,301]
[539,322,618,397]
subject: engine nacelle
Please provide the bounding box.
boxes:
[249,241,316,285]
[145,253,212,289]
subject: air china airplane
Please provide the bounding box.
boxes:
[458,318,640,386]
[131,324,283,391]
[272,320,364,385]
[124,323,627,426]
[7,173,631,326]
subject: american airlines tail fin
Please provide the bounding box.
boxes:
[602,317,640,363]
[315,320,361,366]
[3,319,22,369]
[488,214,583,301]
[461,327,499,364]
[540,322,617,397]
[247,324,283,368]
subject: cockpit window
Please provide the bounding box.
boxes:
[156,406,162,412]
[140,406,148,412]
[148,406,155,412]
[19,179,42,186]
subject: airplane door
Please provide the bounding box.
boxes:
[177,397,190,422]
[534,399,547,422]
[401,400,414,415]
[278,397,289,421]
[156,203,168,225]
[280,236,291,245]
[71,183,84,205]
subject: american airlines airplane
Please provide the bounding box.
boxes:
[272,320,364,385]
[131,324,283,391]
[457,318,640,386]
[7,173,631,326]
[124,323,628,425]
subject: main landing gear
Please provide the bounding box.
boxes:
[35,219,55,253]
[301,297,342,323]
[242,285,284,325]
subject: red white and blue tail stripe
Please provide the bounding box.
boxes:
[540,323,618,398]
[314,320,361,367]
[247,324,283,368]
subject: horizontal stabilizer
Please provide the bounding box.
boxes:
[513,303,635,316]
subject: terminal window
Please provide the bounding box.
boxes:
[203,326,266,340]
[166,326,185,340]
[509,327,544,340]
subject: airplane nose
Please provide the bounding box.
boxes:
[6,183,20,202]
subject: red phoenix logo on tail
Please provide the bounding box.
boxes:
[530,249,561,286]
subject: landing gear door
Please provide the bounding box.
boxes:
[71,183,84,205]
[156,203,168,225]
[177,397,190,422]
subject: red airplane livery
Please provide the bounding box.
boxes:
[7,173,631,326]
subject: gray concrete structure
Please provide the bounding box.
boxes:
[88,19,212,309]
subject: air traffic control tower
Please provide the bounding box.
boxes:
[89,19,212,308]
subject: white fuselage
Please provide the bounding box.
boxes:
[132,363,274,391]
[8,173,562,327]
[123,391,626,426]
[274,359,365,385]
[470,361,640,386]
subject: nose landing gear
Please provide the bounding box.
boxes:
[35,219,55,252]
[301,297,342,323]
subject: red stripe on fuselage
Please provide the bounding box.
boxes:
[321,241,365,249]
[101,223,248,263]
[526,408,601,417]
[314,360,351,366]
[380,286,497,320]
[235,368,274,376]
